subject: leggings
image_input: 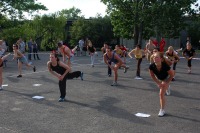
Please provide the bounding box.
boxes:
[136,58,142,76]
[58,71,81,98]
[187,59,192,67]
[172,62,177,70]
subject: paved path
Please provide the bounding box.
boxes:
[0,52,200,133]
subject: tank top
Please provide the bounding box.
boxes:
[166,52,175,61]
[106,52,118,64]
[50,61,66,75]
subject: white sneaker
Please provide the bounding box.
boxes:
[134,76,143,80]
[111,82,118,86]
[158,109,165,117]
[166,85,171,96]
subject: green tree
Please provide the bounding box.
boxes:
[58,7,83,19]
[70,16,114,48]
[101,0,200,46]
[0,0,47,19]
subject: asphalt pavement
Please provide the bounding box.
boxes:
[0,51,200,133]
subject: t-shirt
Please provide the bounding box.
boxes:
[183,48,195,57]
[19,42,26,53]
[88,46,95,53]
[149,62,170,80]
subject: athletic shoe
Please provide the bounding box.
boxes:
[58,98,66,102]
[111,82,118,86]
[28,62,32,65]
[80,72,83,80]
[171,78,175,81]
[33,66,36,72]
[17,75,22,78]
[166,85,171,96]
[158,109,165,117]
[188,70,191,74]
[124,66,129,73]
[134,76,143,80]
[108,74,111,77]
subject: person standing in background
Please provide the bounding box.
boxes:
[165,46,180,81]
[18,38,26,54]
[128,44,145,79]
[159,37,166,54]
[27,38,33,60]
[0,53,11,90]
[87,38,96,67]
[12,44,36,78]
[32,40,40,60]
[182,42,195,74]
[101,42,112,76]
[78,38,84,56]
[145,39,156,63]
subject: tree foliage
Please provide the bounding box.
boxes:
[101,0,200,44]
[0,0,47,19]
[70,16,115,48]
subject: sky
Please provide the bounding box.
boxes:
[33,0,200,19]
[35,0,107,18]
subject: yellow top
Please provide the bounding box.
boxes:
[132,49,143,58]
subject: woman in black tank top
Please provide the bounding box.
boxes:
[47,53,83,102]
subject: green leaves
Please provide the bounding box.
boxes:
[101,0,200,42]
[0,0,47,19]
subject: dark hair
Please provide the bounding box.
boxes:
[13,43,18,49]
[104,42,109,45]
[106,47,112,51]
[136,44,141,49]
[57,42,62,47]
[51,51,60,61]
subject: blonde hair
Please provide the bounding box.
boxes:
[168,46,174,51]
[88,40,92,47]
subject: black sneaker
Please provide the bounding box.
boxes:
[33,66,36,72]
[17,75,22,78]
[172,78,175,81]
[58,98,66,102]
